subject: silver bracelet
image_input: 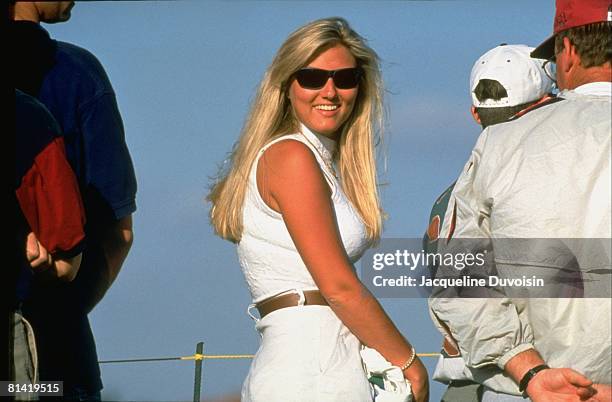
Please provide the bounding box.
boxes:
[400,346,416,371]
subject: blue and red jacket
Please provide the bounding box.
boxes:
[15,89,86,301]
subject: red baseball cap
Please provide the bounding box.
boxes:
[531,0,612,60]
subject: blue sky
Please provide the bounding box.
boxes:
[43,1,555,400]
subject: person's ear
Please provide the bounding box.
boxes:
[470,105,481,124]
[561,36,580,72]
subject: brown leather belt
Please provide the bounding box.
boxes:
[256,290,328,318]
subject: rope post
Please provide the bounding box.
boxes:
[193,342,204,402]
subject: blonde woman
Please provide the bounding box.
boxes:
[208,17,429,402]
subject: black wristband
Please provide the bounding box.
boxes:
[519,364,550,396]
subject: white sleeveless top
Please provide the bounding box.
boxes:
[237,125,371,303]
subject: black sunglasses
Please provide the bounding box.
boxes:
[294,67,362,90]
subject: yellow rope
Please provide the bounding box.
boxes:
[416,353,440,357]
[181,354,255,360]
[101,352,441,364]
[180,353,440,361]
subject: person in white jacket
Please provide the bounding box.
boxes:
[429,0,612,401]
[425,43,556,402]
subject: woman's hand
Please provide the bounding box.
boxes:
[403,356,429,402]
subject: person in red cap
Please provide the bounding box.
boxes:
[429,0,611,401]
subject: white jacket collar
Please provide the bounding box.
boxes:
[571,82,612,97]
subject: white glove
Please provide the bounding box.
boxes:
[360,346,412,402]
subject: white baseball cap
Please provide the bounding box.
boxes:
[470,44,555,108]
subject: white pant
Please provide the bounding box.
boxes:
[242,305,373,402]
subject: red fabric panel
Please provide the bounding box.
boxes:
[16,137,86,255]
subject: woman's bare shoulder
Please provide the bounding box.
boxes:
[260,138,320,176]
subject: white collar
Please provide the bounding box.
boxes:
[299,124,337,165]
[572,82,612,96]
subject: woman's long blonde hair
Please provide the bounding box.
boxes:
[208,17,384,243]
